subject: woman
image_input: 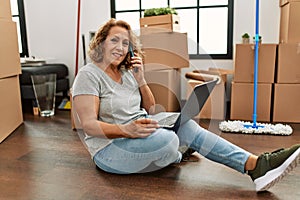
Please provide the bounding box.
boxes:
[72,19,300,192]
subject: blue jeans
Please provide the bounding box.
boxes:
[93,120,251,174]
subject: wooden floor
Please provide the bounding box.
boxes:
[1,110,300,200]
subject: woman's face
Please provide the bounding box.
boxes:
[102,26,130,67]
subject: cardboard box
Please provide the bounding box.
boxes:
[0,0,12,20]
[277,43,300,83]
[186,78,226,120]
[273,84,300,122]
[280,0,300,7]
[0,20,21,79]
[140,32,189,71]
[144,69,181,113]
[70,89,82,130]
[0,76,23,143]
[208,67,234,102]
[279,2,300,43]
[230,82,272,122]
[234,44,276,83]
[140,14,180,34]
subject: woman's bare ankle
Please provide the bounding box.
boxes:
[245,154,259,171]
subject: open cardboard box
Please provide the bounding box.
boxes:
[185,70,226,120]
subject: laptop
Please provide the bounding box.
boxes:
[149,79,218,130]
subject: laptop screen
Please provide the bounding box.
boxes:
[180,79,218,124]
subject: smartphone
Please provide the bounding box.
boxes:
[129,43,135,58]
[129,43,138,73]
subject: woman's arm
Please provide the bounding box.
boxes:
[73,95,158,139]
[139,83,155,114]
[130,53,156,114]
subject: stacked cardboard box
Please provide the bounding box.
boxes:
[279,0,300,43]
[144,69,181,113]
[0,0,23,143]
[230,44,277,122]
[139,32,189,71]
[139,19,189,112]
[273,1,300,122]
[139,14,180,35]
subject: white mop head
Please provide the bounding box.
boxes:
[219,120,293,135]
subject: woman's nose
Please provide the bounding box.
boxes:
[115,42,124,50]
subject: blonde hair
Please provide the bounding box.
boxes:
[88,18,144,69]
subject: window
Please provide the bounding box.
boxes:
[10,0,29,57]
[111,0,233,59]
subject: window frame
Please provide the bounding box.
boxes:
[110,0,234,60]
[12,0,29,57]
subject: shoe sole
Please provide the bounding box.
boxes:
[254,147,300,192]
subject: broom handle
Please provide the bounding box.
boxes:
[253,0,260,127]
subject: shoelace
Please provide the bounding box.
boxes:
[270,148,285,154]
[263,148,285,159]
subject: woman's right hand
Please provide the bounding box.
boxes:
[121,118,160,138]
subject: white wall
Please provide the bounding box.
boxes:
[24,0,280,98]
[24,0,110,84]
[24,0,77,80]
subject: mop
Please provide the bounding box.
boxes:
[219,0,293,136]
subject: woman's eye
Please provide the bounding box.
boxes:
[111,38,118,43]
[123,42,129,46]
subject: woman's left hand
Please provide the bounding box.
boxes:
[131,53,146,86]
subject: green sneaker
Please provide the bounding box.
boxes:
[178,146,196,162]
[248,144,300,192]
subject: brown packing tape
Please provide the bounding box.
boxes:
[185,72,221,84]
[192,69,228,83]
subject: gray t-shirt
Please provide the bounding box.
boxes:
[72,63,147,157]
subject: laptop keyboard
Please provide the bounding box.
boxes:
[157,114,179,126]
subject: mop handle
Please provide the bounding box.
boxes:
[253,0,260,127]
